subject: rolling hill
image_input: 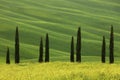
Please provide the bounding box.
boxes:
[0,0,120,62]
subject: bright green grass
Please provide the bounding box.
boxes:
[0,62,120,80]
[0,0,120,61]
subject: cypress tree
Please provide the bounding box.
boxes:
[101,36,106,63]
[70,36,74,62]
[39,37,43,63]
[45,33,49,62]
[109,25,114,64]
[76,27,81,62]
[6,47,10,64]
[15,27,20,64]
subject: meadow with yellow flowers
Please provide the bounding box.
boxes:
[0,62,120,80]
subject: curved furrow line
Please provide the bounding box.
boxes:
[1,35,120,57]
[0,6,83,29]
[0,8,38,20]
[0,11,120,45]
[20,42,69,56]
[0,14,120,44]
[67,0,120,13]
[19,20,120,38]
[68,0,120,15]
[0,8,73,31]
[1,12,98,36]
[0,38,68,56]
[70,0,120,9]
[0,36,120,53]
[3,16,120,39]
[0,15,71,40]
[2,0,120,23]
[0,0,119,33]
[22,2,120,28]
[1,17,120,49]
[28,0,120,21]
[0,0,76,25]
[1,0,120,29]
[0,15,106,41]
[0,30,120,57]
[1,7,120,37]
[0,14,120,42]
[40,4,120,22]
[91,0,120,7]
[0,1,119,37]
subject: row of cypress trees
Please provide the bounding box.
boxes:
[38,33,49,63]
[101,25,114,64]
[6,26,114,64]
[6,27,50,64]
[70,27,81,62]
[70,25,114,64]
[6,27,20,64]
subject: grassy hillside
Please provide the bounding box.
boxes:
[0,62,120,80]
[0,0,120,61]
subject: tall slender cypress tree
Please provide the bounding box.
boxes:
[76,27,81,62]
[109,25,114,64]
[45,33,49,62]
[101,36,106,63]
[15,27,20,64]
[6,47,10,64]
[70,36,74,62]
[39,37,43,63]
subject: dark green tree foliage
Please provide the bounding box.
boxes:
[70,36,74,62]
[15,27,20,64]
[6,47,10,64]
[101,36,106,63]
[109,25,114,64]
[45,33,49,62]
[39,37,43,63]
[76,27,81,62]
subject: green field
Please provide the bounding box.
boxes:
[0,0,120,80]
[0,0,120,62]
[0,62,120,80]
